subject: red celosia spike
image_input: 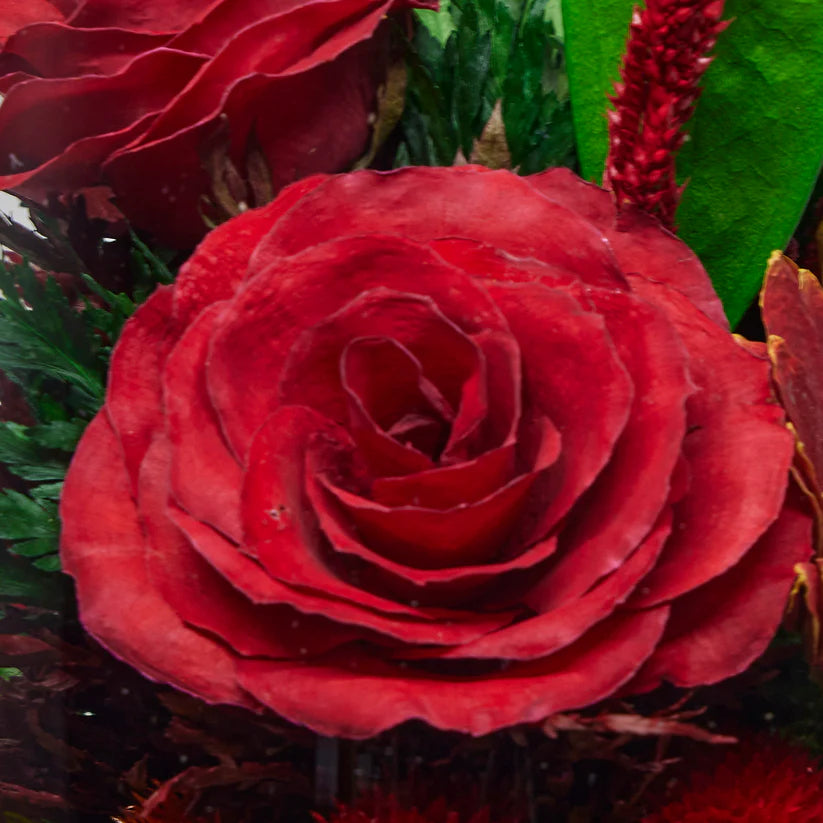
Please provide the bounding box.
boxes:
[641,741,823,821]
[605,0,728,230]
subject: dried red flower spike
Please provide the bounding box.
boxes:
[642,743,823,822]
[606,0,729,229]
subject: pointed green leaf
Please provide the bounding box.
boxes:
[560,0,631,180]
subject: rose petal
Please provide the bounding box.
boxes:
[3,23,170,77]
[173,503,515,644]
[172,173,327,326]
[254,167,626,290]
[439,511,671,660]
[67,0,217,32]
[629,493,812,690]
[60,415,253,707]
[241,404,517,641]
[103,8,391,246]
[0,48,203,182]
[318,470,541,570]
[208,234,508,460]
[0,0,66,46]
[524,288,692,610]
[106,286,179,490]
[140,435,360,659]
[235,607,669,738]
[628,278,794,605]
[279,289,482,430]
[486,281,634,545]
[136,0,391,145]
[163,302,243,541]
[528,167,727,328]
[370,444,517,509]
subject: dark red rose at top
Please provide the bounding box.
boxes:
[0,0,430,247]
[60,166,809,738]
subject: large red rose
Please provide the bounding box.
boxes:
[60,166,810,738]
[0,0,429,247]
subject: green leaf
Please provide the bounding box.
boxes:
[0,490,59,541]
[560,0,630,181]
[400,0,576,171]
[30,482,63,501]
[416,0,455,45]
[0,548,62,601]
[0,422,67,481]
[560,0,823,326]
[80,273,135,344]
[676,0,823,325]
[0,260,105,411]
[28,419,86,452]
[32,554,61,572]
[10,537,58,559]
[0,667,23,680]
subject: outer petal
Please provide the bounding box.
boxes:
[629,494,812,690]
[2,23,170,78]
[163,303,243,541]
[528,167,727,328]
[105,286,179,489]
[67,0,219,32]
[0,48,204,191]
[629,278,794,605]
[252,167,627,290]
[171,173,328,325]
[104,16,391,246]
[235,607,669,738]
[59,415,253,707]
[0,0,67,46]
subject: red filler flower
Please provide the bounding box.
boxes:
[606,0,729,228]
[60,167,808,737]
[317,796,493,823]
[642,742,823,822]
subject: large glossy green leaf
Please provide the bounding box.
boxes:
[560,0,630,182]
[562,0,823,326]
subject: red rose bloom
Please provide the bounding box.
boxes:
[60,167,809,737]
[0,0,429,247]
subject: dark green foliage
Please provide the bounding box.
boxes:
[0,244,159,595]
[129,231,175,304]
[0,260,105,415]
[397,0,577,172]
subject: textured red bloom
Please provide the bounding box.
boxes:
[60,166,808,737]
[0,0,430,247]
[606,0,728,228]
[642,742,823,822]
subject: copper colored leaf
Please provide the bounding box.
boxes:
[761,252,823,522]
